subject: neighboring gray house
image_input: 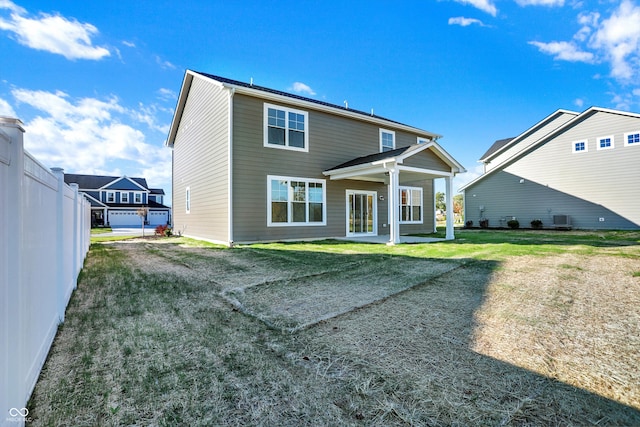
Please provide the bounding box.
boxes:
[461,107,640,230]
[63,174,171,228]
[166,70,465,245]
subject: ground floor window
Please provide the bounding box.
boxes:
[399,186,422,224]
[267,175,326,226]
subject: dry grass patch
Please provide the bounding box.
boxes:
[471,251,640,409]
[27,233,640,426]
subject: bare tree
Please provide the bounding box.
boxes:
[136,207,149,237]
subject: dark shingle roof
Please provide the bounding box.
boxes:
[64,174,148,190]
[325,145,424,171]
[194,71,408,128]
[479,137,514,161]
[149,188,165,195]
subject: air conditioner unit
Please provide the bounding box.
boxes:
[552,214,571,228]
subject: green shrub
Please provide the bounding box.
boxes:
[530,219,543,229]
[507,219,520,229]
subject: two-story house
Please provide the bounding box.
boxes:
[461,107,640,230]
[166,71,465,245]
[63,174,171,228]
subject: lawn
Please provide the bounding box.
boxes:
[28,230,640,426]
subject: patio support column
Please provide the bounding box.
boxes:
[387,166,400,245]
[445,176,455,240]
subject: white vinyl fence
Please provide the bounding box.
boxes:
[1,117,91,427]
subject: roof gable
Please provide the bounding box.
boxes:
[102,176,149,191]
[480,109,579,163]
[461,106,640,191]
[64,174,149,191]
[325,142,465,174]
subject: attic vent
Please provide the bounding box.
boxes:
[552,214,571,228]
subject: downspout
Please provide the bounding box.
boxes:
[227,87,235,247]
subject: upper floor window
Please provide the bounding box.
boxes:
[264,103,308,152]
[121,192,129,203]
[107,191,115,203]
[380,129,395,152]
[572,140,587,153]
[597,135,614,150]
[625,131,640,147]
[134,193,142,203]
[186,187,191,213]
[267,175,325,226]
[399,186,423,224]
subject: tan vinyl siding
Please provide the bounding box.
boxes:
[231,94,435,242]
[402,150,451,172]
[466,110,640,229]
[172,78,230,242]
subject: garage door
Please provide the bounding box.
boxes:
[108,211,140,227]
[148,211,169,226]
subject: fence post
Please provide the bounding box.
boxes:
[2,117,26,426]
[70,183,79,286]
[50,167,66,323]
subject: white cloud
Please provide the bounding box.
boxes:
[0,96,16,117]
[155,55,176,69]
[448,16,486,26]
[590,0,640,81]
[574,98,584,108]
[515,0,564,6]
[454,0,497,16]
[290,82,316,96]
[0,0,24,14]
[122,40,135,48]
[454,164,485,192]
[11,88,171,187]
[530,1,640,84]
[528,40,595,62]
[0,1,110,60]
[157,88,177,102]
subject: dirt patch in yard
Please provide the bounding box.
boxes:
[223,257,463,331]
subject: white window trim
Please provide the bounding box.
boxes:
[380,128,396,152]
[134,192,143,204]
[399,186,423,224]
[572,140,588,153]
[267,175,326,227]
[185,187,191,214]
[121,192,129,203]
[624,131,640,147]
[263,103,309,152]
[106,191,115,203]
[596,135,614,151]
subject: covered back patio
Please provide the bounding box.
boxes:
[324,142,466,245]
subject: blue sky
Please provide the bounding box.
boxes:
[1,0,639,203]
